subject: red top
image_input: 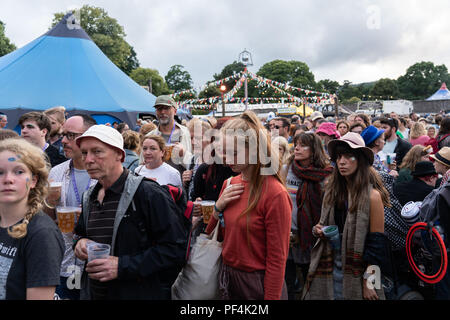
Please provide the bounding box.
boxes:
[205,174,292,300]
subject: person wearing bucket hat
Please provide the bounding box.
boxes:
[148,95,192,172]
[315,122,340,155]
[76,125,126,163]
[431,147,450,187]
[361,125,392,174]
[361,126,410,253]
[393,161,438,206]
[310,111,324,131]
[304,132,390,300]
[73,125,188,300]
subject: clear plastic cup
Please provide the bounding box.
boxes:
[87,242,111,262]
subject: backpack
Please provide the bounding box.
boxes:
[161,184,194,261]
[419,181,450,239]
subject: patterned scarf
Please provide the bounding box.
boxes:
[302,185,386,300]
[291,161,333,251]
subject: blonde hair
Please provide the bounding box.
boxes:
[410,122,427,140]
[187,117,212,133]
[139,122,157,143]
[0,138,49,239]
[399,145,428,171]
[122,130,141,153]
[44,106,66,124]
[272,135,290,165]
[221,111,284,249]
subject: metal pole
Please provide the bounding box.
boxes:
[148,78,152,93]
[303,101,306,120]
[244,68,248,110]
[334,94,339,119]
[222,93,225,117]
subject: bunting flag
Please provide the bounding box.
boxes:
[169,72,244,98]
[176,69,335,110]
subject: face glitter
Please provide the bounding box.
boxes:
[7,157,16,162]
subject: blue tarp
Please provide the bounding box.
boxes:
[426,83,450,101]
[0,12,156,128]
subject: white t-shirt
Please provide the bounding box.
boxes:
[382,138,398,155]
[134,162,182,188]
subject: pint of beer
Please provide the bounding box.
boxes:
[56,206,80,233]
[164,144,175,162]
[201,201,215,224]
[48,181,62,206]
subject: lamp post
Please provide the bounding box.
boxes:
[220,84,226,117]
[239,49,253,111]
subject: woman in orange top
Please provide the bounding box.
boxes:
[205,111,292,300]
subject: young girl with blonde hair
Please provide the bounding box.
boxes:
[205,110,292,300]
[0,138,64,300]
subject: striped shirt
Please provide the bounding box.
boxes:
[87,168,128,300]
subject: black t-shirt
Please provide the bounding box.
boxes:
[45,144,67,168]
[0,211,64,300]
[192,163,237,201]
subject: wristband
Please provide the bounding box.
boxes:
[214,204,223,214]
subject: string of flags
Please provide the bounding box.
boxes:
[169,72,244,98]
[173,69,335,110]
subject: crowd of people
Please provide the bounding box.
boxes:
[0,98,449,301]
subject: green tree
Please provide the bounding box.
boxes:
[130,67,171,96]
[165,65,193,92]
[198,83,221,99]
[338,80,360,102]
[0,20,16,57]
[397,61,450,100]
[257,60,316,88]
[317,79,340,94]
[369,78,399,99]
[51,5,140,75]
[256,60,316,99]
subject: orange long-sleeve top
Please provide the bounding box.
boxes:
[205,174,292,300]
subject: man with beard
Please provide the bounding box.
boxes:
[379,117,412,168]
[45,114,98,300]
[44,106,67,156]
[148,95,192,174]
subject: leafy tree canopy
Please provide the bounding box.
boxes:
[165,64,193,92]
[129,67,171,96]
[0,20,16,57]
[51,5,139,75]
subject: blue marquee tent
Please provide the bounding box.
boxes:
[0,12,156,130]
[426,83,450,101]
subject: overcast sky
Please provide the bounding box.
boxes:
[1,0,449,90]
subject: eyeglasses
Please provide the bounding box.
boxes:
[61,131,83,141]
[274,125,281,129]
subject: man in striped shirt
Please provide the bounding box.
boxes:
[73,125,187,300]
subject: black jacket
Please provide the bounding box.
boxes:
[75,174,188,300]
[393,137,412,168]
[393,177,435,207]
